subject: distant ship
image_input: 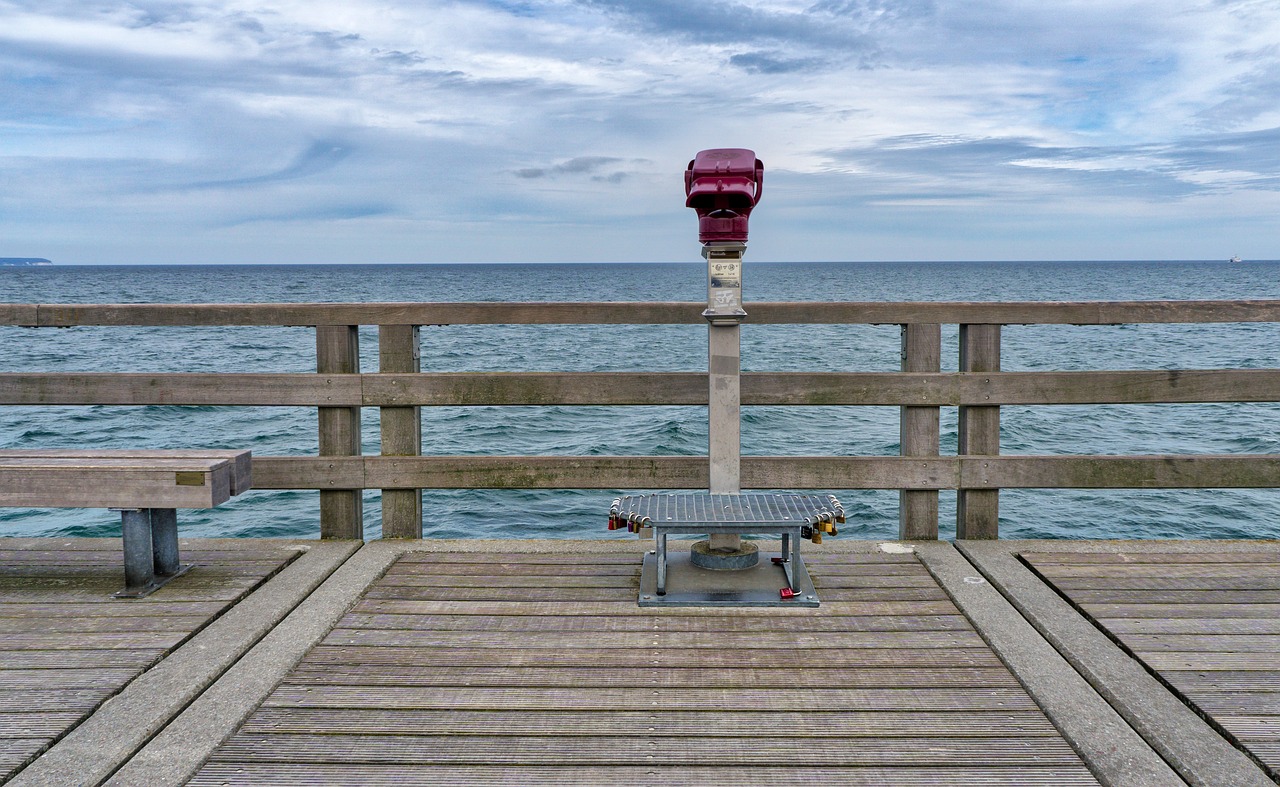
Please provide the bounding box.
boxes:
[1229,255,1243,263]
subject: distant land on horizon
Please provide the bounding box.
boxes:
[0,258,52,266]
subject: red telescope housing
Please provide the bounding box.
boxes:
[685,148,763,244]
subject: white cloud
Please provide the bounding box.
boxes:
[0,0,1277,262]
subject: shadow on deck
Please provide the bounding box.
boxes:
[1,537,1277,786]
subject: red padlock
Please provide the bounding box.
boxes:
[780,587,798,600]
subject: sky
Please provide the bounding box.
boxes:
[2,1,1279,264]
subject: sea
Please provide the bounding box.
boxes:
[3,260,1280,542]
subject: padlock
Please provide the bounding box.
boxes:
[780,587,798,600]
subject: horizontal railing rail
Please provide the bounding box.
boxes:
[6,299,1280,326]
[4,299,1280,540]
[3,369,1280,406]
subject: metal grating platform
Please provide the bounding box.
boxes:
[610,493,844,607]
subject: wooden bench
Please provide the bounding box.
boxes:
[0,449,251,597]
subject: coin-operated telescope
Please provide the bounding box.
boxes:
[685,148,764,244]
[686,148,763,327]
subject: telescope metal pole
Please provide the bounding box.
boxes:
[704,243,746,553]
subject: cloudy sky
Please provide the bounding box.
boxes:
[2,1,1278,264]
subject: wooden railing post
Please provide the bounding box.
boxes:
[316,325,363,539]
[378,325,422,538]
[958,324,1001,539]
[900,323,941,539]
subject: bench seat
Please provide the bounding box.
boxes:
[0,449,252,597]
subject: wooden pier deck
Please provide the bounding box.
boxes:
[0,537,1277,786]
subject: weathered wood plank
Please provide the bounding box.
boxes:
[0,450,252,496]
[0,373,362,406]
[283,665,1019,689]
[302,645,1004,669]
[239,707,1061,737]
[900,323,941,541]
[250,454,1280,490]
[316,325,363,539]
[336,612,973,633]
[0,615,208,633]
[1028,552,1280,564]
[264,685,1041,711]
[15,299,1280,326]
[188,763,1102,787]
[1164,671,1280,692]
[957,323,1000,539]
[379,325,423,539]
[1121,634,1280,653]
[351,598,960,618]
[9,369,1280,407]
[0,668,137,689]
[969,455,1280,488]
[0,457,234,508]
[1052,576,1280,591]
[374,573,937,590]
[1082,603,1280,619]
[1035,563,1280,577]
[1068,589,1280,604]
[208,732,1081,765]
[1099,618,1280,635]
[360,585,952,602]
[319,629,985,650]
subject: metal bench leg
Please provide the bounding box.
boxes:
[656,531,668,595]
[119,509,156,597]
[150,508,181,577]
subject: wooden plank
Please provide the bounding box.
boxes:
[264,685,1041,711]
[239,707,1062,737]
[1213,716,1280,741]
[302,645,1004,669]
[1027,552,1280,564]
[379,325,422,539]
[0,450,251,496]
[0,668,138,689]
[1143,653,1280,670]
[900,323,941,539]
[0,713,87,738]
[0,373,361,406]
[375,573,937,590]
[1099,618,1280,635]
[361,585,951,602]
[351,598,961,618]
[968,455,1280,488]
[336,613,973,633]
[283,665,1019,689]
[16,299,1280,327]
[208,732,1081,765]
[318,629,985,650]
[1164,671,1280,692]
[1038,563,1280,578]
[0,616,208,633]
[188,763,1102,786]
[1051,577,1280,591]
[1081,603,1280,619]
[1067,589,1280,604]
[1120,634,1280,653]
[316,325,363,539]
[250,453,1280,490]
[0,688,116,713]
[0,649,165,669]
[957,323,1000,539]
[1185,693,1280,715]
[0,458,232,508]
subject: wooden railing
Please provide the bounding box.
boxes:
[4,300,1280,540]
